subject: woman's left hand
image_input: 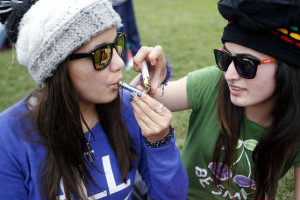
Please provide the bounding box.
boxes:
[130,92,172,143]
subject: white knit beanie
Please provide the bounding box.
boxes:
[16,0,122,84]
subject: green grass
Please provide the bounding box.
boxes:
[0,0,294,198]
[0,50,37,111]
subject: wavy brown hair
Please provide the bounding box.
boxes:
[25,61,136,200]
[213,62,300,199]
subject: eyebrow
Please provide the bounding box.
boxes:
[92,34,119,50]
[223,45,259,59]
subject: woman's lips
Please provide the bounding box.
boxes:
[229,85,245,96]
[111,77,122,89]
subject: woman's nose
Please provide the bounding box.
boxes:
[109,48,125,71]
[224,61,240,80]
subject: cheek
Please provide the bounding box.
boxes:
[249,68,277,100]
[68,63,89,89]
[253,82,276,100]
[72,76,108,103]
[68,62,103,97]
[74,73,107,93]
[68,61,118,104]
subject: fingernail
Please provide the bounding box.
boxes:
[130,92,137,99]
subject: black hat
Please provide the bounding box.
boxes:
[218,0,300,68]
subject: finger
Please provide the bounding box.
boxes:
[131,99,164,133]
[132,95,166,125]
[133,46,153,72]
[136,84,143,90]
[131,100,169,141]
[133,46,167,95]
[131,101,152,131]
[130,94,172,142]
[147,46,166,94]
[138,93,171,117]
[134,98,172,136]
[147,45,165,66]
[132,94,172,131]
[131,92,170,123]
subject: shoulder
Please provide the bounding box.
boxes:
[0,98,29,136]
[187,65,223,85]
[187,66,223,111]
[187,65,223,97]
[0,98,30,167]
[293,145,300,167]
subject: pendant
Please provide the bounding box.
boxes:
[84,143,95,163]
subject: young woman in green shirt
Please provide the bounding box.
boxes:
[131,0,300,199]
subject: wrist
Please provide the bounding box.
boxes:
[161,55,174,85]
[143,125,175,148]
[159,55,174,96]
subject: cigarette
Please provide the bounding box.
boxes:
[118,81,142,97]
[141,61,151,92]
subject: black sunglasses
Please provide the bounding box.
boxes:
[214,47,276,79]
[69,33,126,70]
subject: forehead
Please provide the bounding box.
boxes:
[75,28,117,53]
[224,42,273,60]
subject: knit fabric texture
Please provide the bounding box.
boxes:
[16,0,122,84]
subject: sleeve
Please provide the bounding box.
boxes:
[0,109,29,200]
[138,134,189,200]
[187,66,223,112]
[0,144,28,200]
[293,146,300,167]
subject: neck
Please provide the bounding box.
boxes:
[79,102,98,133]
[245,101,274,127]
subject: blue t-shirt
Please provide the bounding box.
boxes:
[0,90,188,200]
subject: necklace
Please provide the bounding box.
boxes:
[83,117,96,163]
[84,132,95,163]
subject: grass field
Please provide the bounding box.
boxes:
[0,0,294,198]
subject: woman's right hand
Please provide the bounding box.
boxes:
[133,46,167,95]
[130,92,172,143]
[131,45,190,112]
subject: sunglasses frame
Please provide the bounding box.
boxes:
[214,47,276,79]
[69,32,126,71]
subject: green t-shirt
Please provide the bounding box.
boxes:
[182,66,300,199]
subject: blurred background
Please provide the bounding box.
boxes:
[0,0,294,198]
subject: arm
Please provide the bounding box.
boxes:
[295,166,300,199]
[151,76,190,112]
[0,140,28,200]
[0,105,29,200]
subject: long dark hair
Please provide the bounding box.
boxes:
[213,62,300,199]
[25,61,136,199]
